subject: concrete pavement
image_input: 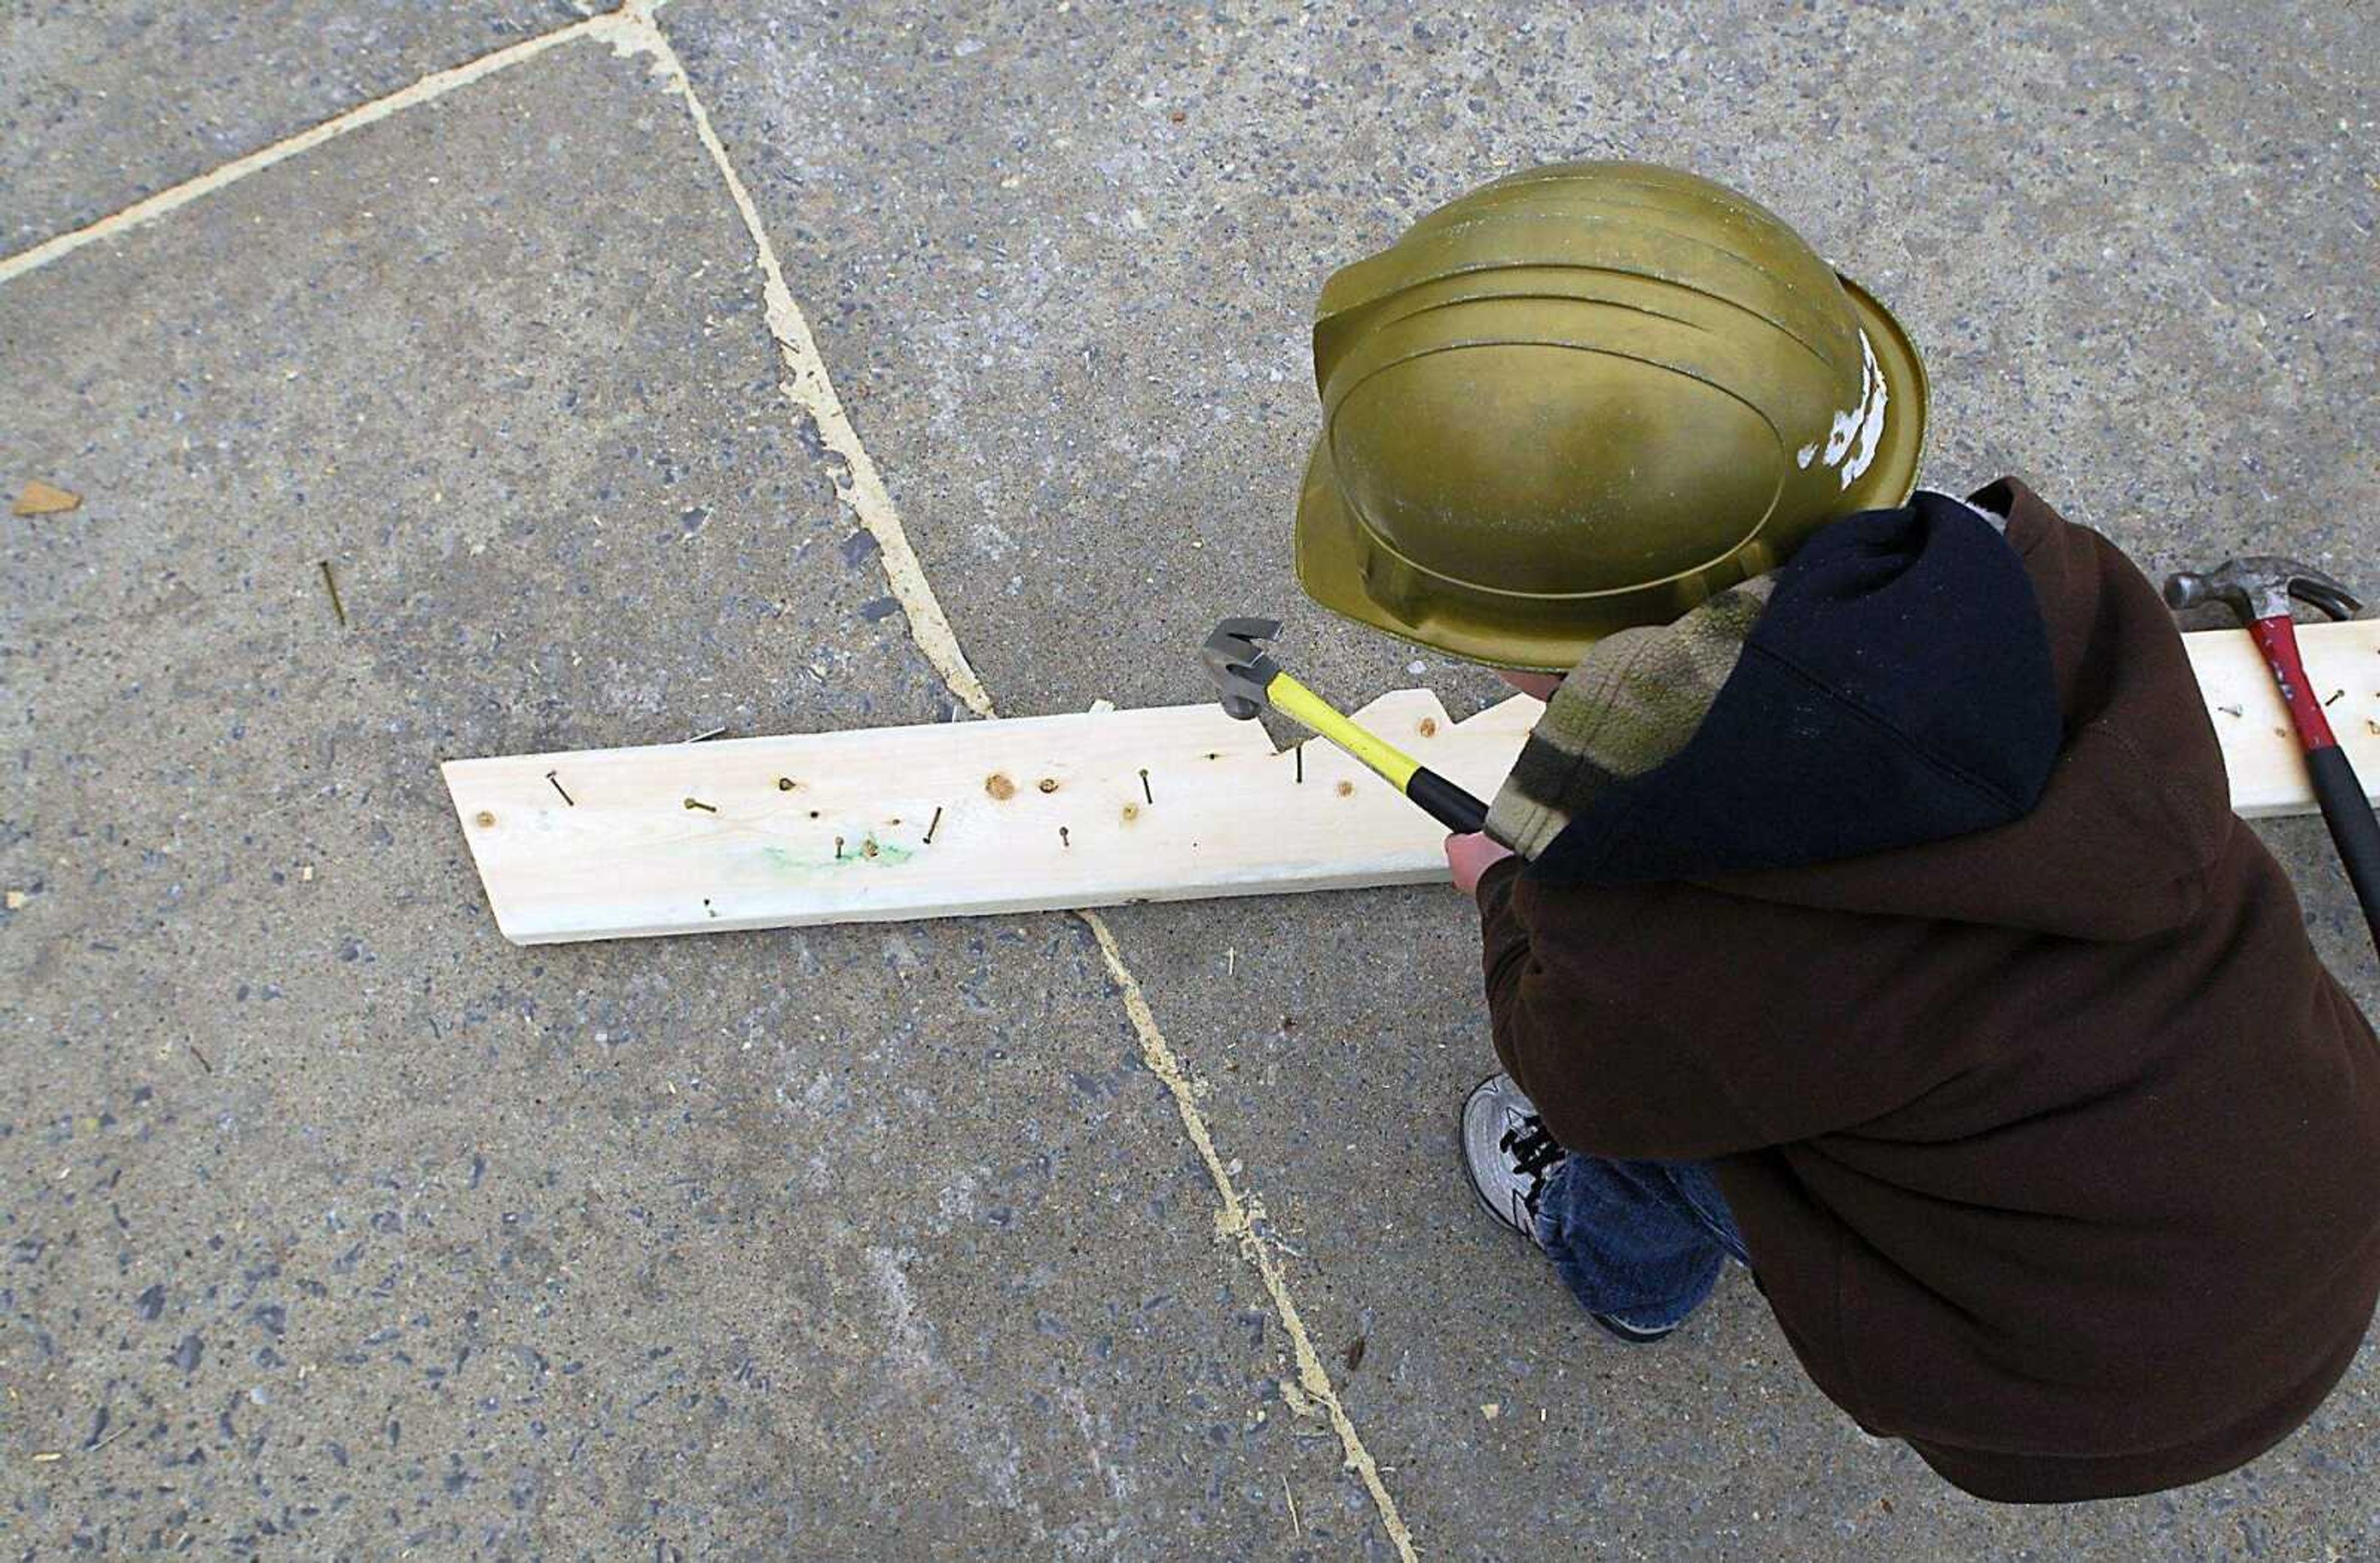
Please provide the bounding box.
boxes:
[4,3,2376,1557]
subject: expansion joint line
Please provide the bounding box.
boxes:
[0,12,629,286]
[0,4,1416,1551]
[627,7,1415,1552]
[613,0,995,720]
[1077,914,1417,1559]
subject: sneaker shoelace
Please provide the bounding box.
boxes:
[1499,1116,1564,1219]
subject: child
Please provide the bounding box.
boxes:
[1297,162,2380,1502]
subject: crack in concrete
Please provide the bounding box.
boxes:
[612,0,998,722]
[1078,912,1417,1560]
[0,2,1417,1550]
[0,12,632,286]
[627,7,1415,1551]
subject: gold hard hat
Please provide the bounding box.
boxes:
[1295,161,1928,669]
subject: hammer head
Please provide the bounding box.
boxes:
[2163,556,2361,625]
[1199,617,1284,720]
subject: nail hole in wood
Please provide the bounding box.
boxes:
[985,773,1016,800]
[1335,780,1354,798]
[474,810,496,829]
[778,777,796,791]
[1038,777,1059,793]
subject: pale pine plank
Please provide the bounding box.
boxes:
[446,623,2380,943]
[443,690,1540,943]
[2185,620,2380,817]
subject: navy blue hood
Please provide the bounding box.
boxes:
[1532,492,2063,884]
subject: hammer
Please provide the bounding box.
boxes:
[1201,617,1491,835]
[2165,557,2380,953]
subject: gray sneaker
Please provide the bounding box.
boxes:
[1461,1073,1564,1243]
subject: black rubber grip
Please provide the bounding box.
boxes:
[1406,767,1489,835]
[2306,745,2380,961]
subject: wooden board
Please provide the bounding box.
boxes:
[444,622,2380,944]
[2184,622,2380,815]
[445,690,1539,943]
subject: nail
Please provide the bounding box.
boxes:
[1139,768,1153,804]
[925,805,943,843]
[689,725,726,743]
[317,560,346,627]
[684,798,716,812]
[1059,826,1070,848]
[1295,747,1303,784]
[546,770,575,806]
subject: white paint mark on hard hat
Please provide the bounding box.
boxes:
[1818,328,1888,490]
[1838,329,1890,488]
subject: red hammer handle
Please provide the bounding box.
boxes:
[2249,613,2340,752]
[2254,612,2380,959]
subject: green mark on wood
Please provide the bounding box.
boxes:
[758,839,915,873]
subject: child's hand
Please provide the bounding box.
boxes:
[1445,832,1516,896]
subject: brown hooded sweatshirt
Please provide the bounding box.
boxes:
[1477,480,2380,1502]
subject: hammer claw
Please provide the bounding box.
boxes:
[1212,615,1284,643]
[2288,568,2361,622]
[2164,555,2363,626]
[1200,617,1285,721]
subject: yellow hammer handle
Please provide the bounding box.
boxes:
[1264,672,1422,791]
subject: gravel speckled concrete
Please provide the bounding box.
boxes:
[665,0,2377,725]
[664,1,2380,1556]
[1,38,1356,1559]
[1093,887,2380,1559]
[0,1,591,255]
[5,1,2379,1557]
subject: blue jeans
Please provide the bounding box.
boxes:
[1533,1154,1750,1334]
